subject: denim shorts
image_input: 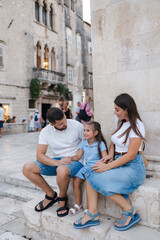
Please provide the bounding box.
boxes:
[0,121,4,128]
[34,157,83,178]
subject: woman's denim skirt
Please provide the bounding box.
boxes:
[87,154,146,199]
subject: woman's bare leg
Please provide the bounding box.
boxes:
[109,194,136,226]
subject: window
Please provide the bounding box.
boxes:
[51,47,56,71]
[42,1,47,26]
[0,44,4,69]
[66,27,72,43]
[88,73,93,88]
[49,6,53,29]
[88,41,92,54]
[76,34,81,49]
[67,66,73,83]
[36,42,41,68]
[29,99,35,109]
[44,45,49,70]
[35,0,40,22]
[3,104,10,122]
[71,0,74,11]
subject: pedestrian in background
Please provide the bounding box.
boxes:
[29,116,35,132]
[63,101,72,119]
[11,116,16,123]
[75,102,81,122]
[55,96,64,110]
[0,104,5,138]
[6,115,11,123]
[34,110,42,132]
[79,97,94,125]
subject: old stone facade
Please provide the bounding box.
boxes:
[0,0,93,127]
[91,0,160,176]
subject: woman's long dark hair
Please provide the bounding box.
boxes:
[85,121,108,157]
[112,93,144,144]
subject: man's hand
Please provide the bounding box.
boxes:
[58,157,72,166]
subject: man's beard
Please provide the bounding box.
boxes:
[54,125,67,131]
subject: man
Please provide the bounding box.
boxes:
[75,101,81,122]
[0,104,5,138]
[55,96,64,110]
[23,107,84,217]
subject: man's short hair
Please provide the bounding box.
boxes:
[47,107,64,124]
[0,104,2,107]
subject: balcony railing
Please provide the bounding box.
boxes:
[33,68,65,84]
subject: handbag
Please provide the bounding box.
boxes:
[141,141,148,167]
[78,103,91,121]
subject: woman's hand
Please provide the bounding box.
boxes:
[92,161,112,173]
[100,155,113,164]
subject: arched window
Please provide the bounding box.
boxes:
[51,48,56,71]
[71,0,74,11]
[35,0,40,22]
[0,44,4,69]
[36,42,41,68]
[49,6,53,29]
[42,1,47,26]
[44,45,49,70]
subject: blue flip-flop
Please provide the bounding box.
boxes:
[114,206,141,231]
[73,210,100,229]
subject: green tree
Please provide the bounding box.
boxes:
[30,78,40,99]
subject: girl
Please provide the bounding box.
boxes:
[73,93,146,230]
[29,116,35,132]
[69,120,108,216]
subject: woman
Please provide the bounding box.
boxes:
[73,93,146,231]
[63,101,72,119]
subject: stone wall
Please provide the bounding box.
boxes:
[91,0,160,174]
[3,123,28,134]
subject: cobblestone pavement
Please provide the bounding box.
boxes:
[0,132,41,240]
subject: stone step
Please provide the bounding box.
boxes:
[0,232,28,240]
[0,182,47,202]
[23,197,160,240]
[67,178,160,230]
[0,171,160,229]
[0,171,58,191]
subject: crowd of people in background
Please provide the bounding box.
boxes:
[0,97,93,136]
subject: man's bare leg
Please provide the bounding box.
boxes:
[23,162,57,210]
[56,165,70,215]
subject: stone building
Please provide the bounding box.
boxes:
[0,0,93,129]
[91,0,160,177]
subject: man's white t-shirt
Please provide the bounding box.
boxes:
[0,108,5,121]
[111,119,145,152]
[39,119,84,161]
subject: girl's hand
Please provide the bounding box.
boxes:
[92,161,111,173]
[100,155,113,164]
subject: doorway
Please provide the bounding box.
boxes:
[42,103,51,127]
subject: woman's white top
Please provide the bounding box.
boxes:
[111,119,145,153]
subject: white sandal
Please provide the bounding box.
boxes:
[69,204,82,216]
